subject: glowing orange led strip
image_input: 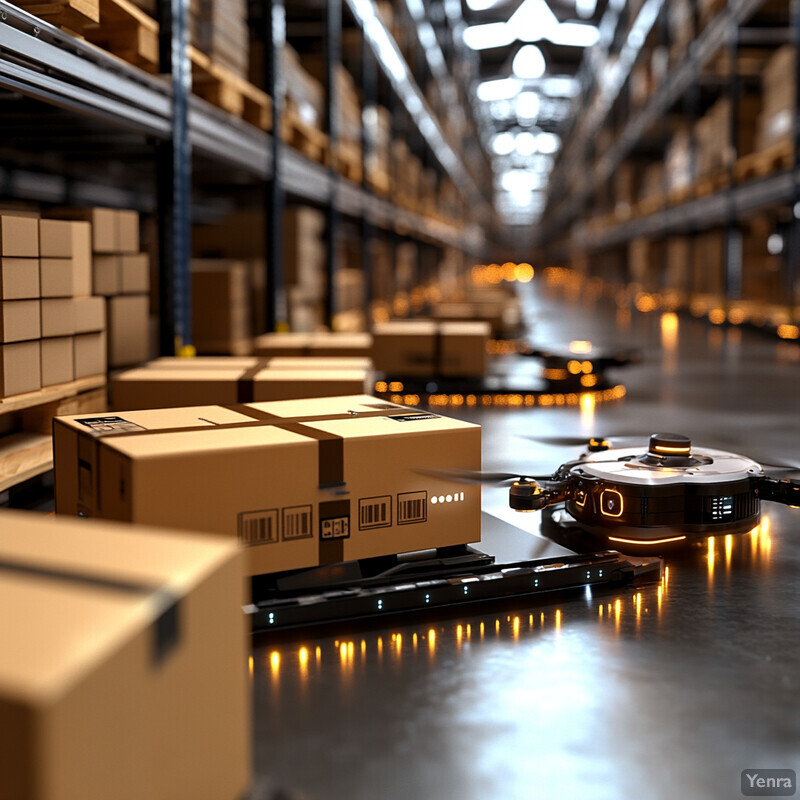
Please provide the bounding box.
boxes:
[608,535,687,545]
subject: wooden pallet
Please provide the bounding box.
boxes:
[633,193,665,217]
[734,140,795,182]
[85,0,158,72]
[336,139,363,184]
[13,0,99,31]
[695,171,731,198]
[281,101,329,164]
[190,47,272,131]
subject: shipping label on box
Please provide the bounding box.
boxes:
[54,395,481,576]
[0,509,250,800]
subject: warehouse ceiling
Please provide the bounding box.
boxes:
[461,0,610,225]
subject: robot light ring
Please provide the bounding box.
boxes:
[609,535,687,546]
[652,444,691,455]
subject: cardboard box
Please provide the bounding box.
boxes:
[439,321,490,378]
[74,331,107,378]
[0,215,39,257]
[41,298,76,338]
[0,299,41,342]
[54,395,481,576]
[39,219,73,258]
[0,509,250,800]
[71,220,93,297]
[0,340,41,397]
[144,355,374,372]
[41,336,75,387]
[48,207,117,253]
[120,253,150,294]
[92,254,120,296]
[192,261,250,354]
[252,331,373,358]
[0,257,39,299]
[110,362,374,409]
[107,294,149,367]
[117,209,140,253]
[372,320,437,376]
[40,258,76,298]
[73,296,106,334]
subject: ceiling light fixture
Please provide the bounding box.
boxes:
[512,44,546,79]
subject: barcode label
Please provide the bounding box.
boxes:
[397,491,427,525]
[321,516,350,539]
[238,509,278,546]
[359,496,392,530]
[282,505,313,541]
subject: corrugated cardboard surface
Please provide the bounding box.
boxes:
[72,297,106,334]
[41,337,74,387]
[40,258,76,298]
[253,331,373,357]
[0,510,249,800]
[1,299,41,342]
[0,215,39,258]
[73,332,107,379]
[110,359,374,409]
[0,340,41,397]
[54,395,481,576]
[107,295,149,367]
[41,298,75,338]
[0,258,40,299]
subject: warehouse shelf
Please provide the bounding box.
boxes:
[0,432,53,493]
[0,375,106,417]
[545,0,772,238]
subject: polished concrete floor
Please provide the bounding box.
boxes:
[252,284,800,800]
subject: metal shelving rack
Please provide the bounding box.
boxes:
[0,0,488,344]
[538,0,800,320]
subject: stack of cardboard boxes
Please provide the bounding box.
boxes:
[0,213,106,399]
[192,260,252,355]
[189,0,249,79]
[285,206,326,332]
[52,207,150,369]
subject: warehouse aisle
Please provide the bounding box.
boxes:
[251,285,800,800]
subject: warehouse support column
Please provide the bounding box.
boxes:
[788,0,800,306]
[325,0,342,329]
[723,24,742,300]
[156,0,192,355]
[361,33,376,317]
[265,0,287,332]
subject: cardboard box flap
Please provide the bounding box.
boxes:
[0,511,238,702]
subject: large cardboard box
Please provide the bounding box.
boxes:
[41,336,75,387]
[109,362,374,409]
[439,321,490,378]
[0,258,39,299]
[0,340,41,397]
[47,207,117,253]
[192,261,250,355]
[107,294,149,367]
[54,395,481,576]
[253,332,373,358]
[372,320,437,376]
[1,299,41,342]
[0,509,250,800]
[116,209,140,253]
[144,355,374,372]
[74,331,107,379]
[0,215,39,257]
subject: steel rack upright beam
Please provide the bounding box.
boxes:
[324,0,342,328]
[264,0,287,332]
[360,33,377,311]
[156,0,192,355]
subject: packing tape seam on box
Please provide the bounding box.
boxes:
[0,558,181,665]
